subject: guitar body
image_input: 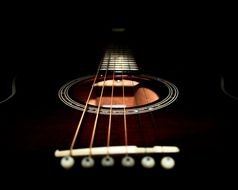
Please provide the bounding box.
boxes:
[2,21,237,187]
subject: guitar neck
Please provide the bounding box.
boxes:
[99,28,139,74]
[99,46,139,74]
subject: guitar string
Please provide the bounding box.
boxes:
[142,88,158,126]
[88,51,110,156]
[126,46,158,151]
[69,61,105,155]
[141,82,158,152]
[120,47,129,155]
[125,48,145,147]
[135,48,161,148]
[106,50,115,155]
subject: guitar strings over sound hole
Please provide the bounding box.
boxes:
[58,75,179,115]
[57,75,179,170]
[87,79,159,108]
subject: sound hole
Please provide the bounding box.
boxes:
[58,75,178,115]
[87,79,159,108]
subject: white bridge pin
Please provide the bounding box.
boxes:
[81,156,95,168]
[160,156,175,170]
[60,156,75,169]
[101,156,115,167]
[121,156,135,167]
[141,156,156,168]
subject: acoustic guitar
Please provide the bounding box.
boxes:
[55,28,180,171]
[2,27,233,186]
[49,28,222,180]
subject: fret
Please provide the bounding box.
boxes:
[99,46,139,71]
[100,64,138,70]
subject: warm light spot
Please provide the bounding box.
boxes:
[88,79,159,108]
[94,79,139,87]
[112,28,126,32]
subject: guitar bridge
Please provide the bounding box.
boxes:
[54,145,180,157]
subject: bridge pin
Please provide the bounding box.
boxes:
[60,156,75,169]
[101,156,115,167]
[141,156,155,168]
[121,156,135,167]
[160,156,175,170]
[81,156,95,168]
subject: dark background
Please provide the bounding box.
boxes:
[1,2,237,75]
[1,2,237,187]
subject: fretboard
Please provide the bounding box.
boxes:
[100,46,139,73]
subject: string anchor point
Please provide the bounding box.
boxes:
[121,155,135,167]
[141,156,156,168]
[60,156,75,170]
[81,156,95,168]
[101,156,115,167]
[160,156,175,170]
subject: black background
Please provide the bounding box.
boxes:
[1,2,237,188]
[1,2,237,77]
